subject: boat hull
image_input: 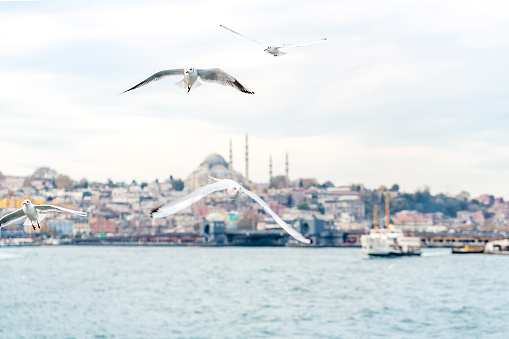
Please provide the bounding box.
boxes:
[452,246,484,254]
[367,251,421,257]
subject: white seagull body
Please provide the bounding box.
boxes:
[151,177,312,244]
[0,199,88,230]
[220,25,327,57]
[121,67,254,94]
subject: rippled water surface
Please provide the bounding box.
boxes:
[0,246,508,338]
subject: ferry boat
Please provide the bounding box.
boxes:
[484,239,509,255]
[361,192,421,256]
[452,245,485,254]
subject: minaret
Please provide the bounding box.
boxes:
[385,191,390,229]
[269,155,273,183]
[285,152,289,179]
[245,134,249,181]
[229,138,233,169]
[373,205,378,233]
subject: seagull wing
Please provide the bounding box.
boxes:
[220,25,264,45]
[197,68,254,94]
[35,205,88,217]
[151,180,231,218]
[280,38,327,48]
[120,69,185,94]
[0,209,26,228]
[241,188,312,244]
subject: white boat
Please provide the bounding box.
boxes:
[361,191,421,256]
[361,228,421,256]
[484,239,509,254]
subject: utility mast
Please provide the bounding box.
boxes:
[269,155,273,183]
[245,134,249,181]
[285,152,289,179]
[229,138,233,169]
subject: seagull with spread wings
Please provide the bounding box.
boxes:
[220,25,326,57]
[151,177,312,244]
[0,199,88,230]
[121,67,254,94]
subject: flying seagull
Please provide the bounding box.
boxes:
[0,199,88,230]
[220,25,326,57]
[151,177,312,244]
[121,67,254,94]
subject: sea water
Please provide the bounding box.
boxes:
[0,246,507,338]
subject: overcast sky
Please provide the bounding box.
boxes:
[1,0,508,198]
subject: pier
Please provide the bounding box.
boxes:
[65,228,506,248]
[71,232,202,245]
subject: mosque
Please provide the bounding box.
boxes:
[183,135,289,191]
[184,153,246,191]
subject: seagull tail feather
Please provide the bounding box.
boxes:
[174,79,187,89]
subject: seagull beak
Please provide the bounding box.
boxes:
[264,49,267,51]
[185,70,189,73]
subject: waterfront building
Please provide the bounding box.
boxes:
[226,213,243,229]
[89,217,116,234]
[74,220,91,236]
[47,220,74,235]
[336,212,365,231]
[200,213,226,243]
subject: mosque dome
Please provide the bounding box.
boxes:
[185,152,245,191]
[201,154,229,169]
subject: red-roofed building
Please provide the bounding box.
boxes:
[392,210,433,227]
[474,194,494,205]
[89,217,116,234]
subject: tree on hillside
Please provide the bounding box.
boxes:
[438,194,468,217]
[237,210,260,230]
[170,176,184,191]
[76,178,89,189]
[456,191,470,200]
[321,181,334,188]
[55,174,73,190]
[361,185,476,219]
[350,184,362,191]
[317,203,325,214]
[298,202,310,210]
[299,178,319,189]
